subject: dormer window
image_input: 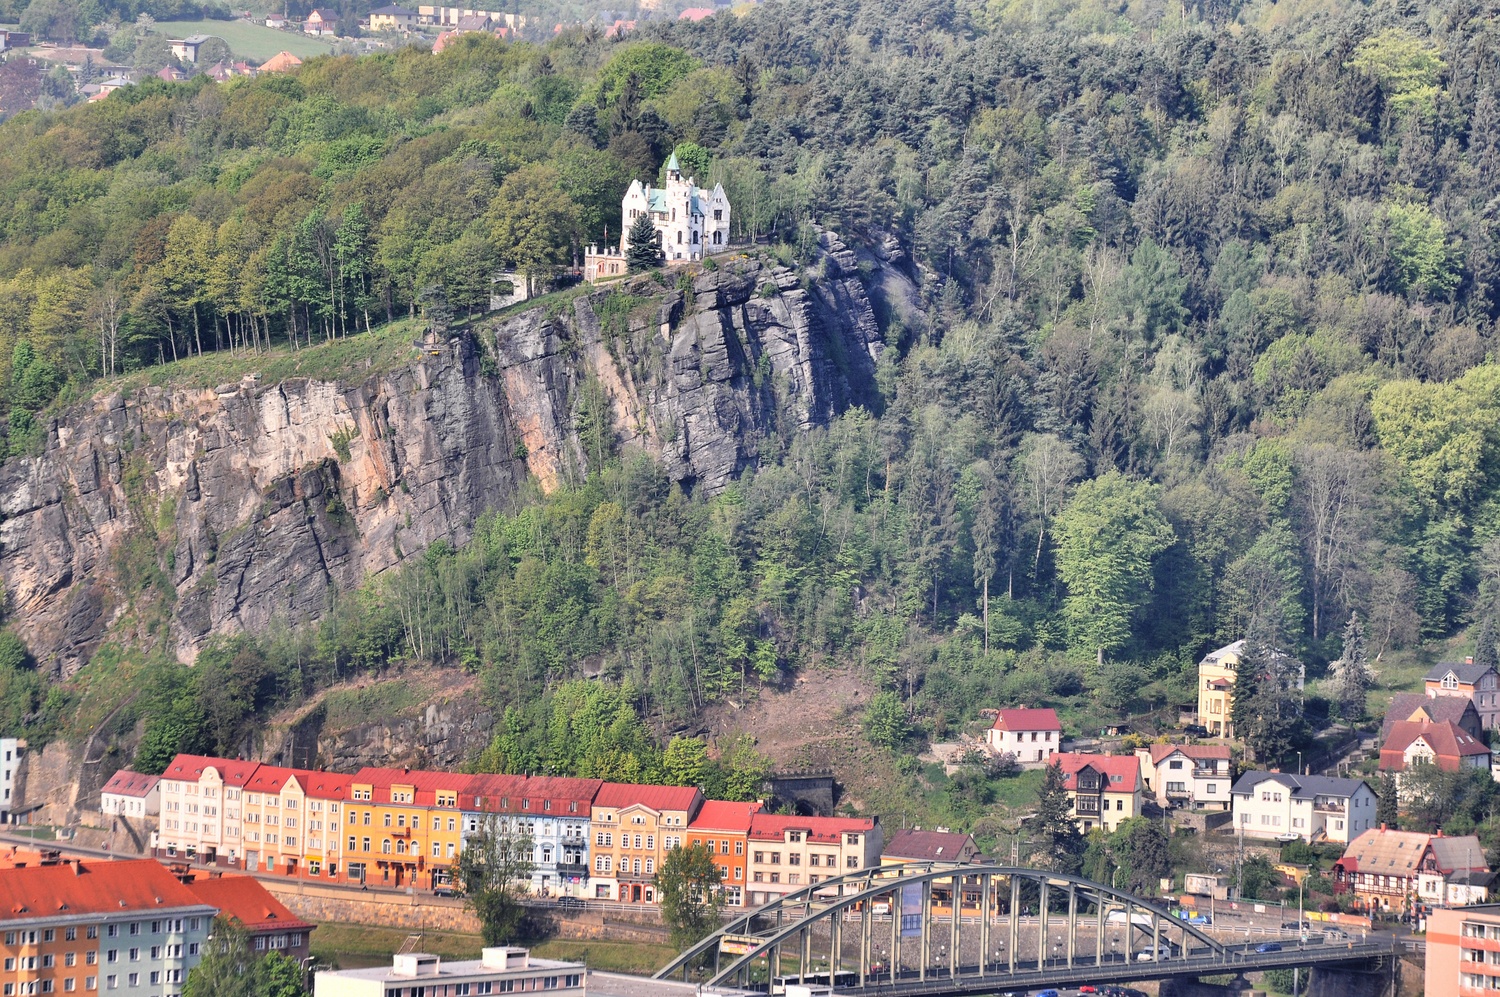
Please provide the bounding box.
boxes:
[1443,673,1459,689]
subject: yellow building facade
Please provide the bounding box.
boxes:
[1197,639,1245,737]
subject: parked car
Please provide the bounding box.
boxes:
[433,887,464,898]
[1188,914,1212,925]
[1256,942,1283,953]
[1079,987,1098,994]
[1036,990,1060,997]
[1324,927,1350,940]
[1182,724,1210,737]
[556,896,585,909]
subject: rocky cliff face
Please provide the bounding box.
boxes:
[0,234,914,673]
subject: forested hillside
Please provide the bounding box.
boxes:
[2,0,1500,823]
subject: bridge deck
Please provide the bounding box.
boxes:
[814,940,1398,996]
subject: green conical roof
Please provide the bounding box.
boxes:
[666,151,680,172]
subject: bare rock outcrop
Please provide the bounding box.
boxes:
[0,238,914,672]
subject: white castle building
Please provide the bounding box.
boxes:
[584,153,732,281]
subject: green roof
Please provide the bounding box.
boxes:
[666,152,680,172]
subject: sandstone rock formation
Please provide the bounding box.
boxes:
[0,237,913,674]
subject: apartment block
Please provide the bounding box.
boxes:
[686,800,761,908]
[589,784,703,905]
[0,858,214,997]
[745,814,882,906]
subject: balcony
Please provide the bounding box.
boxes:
[1193,768,1224,778]
[555,862,590,877]
[1314,798,1347,814]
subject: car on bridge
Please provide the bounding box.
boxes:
[1256,942,1284,953]
[1136,944,1173,961]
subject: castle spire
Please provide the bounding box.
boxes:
[665,151,681,179]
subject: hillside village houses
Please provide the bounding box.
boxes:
[985,707,1063,766]
[1383,693,1484,740]
[1424,658,1500,729]
[1135,743,1232,810]
[1194,639,1306,739]
[1230,771,1377,844]
[1379,720,1492,785]
[1334,826,1493,912]
[1050,753,1143,833]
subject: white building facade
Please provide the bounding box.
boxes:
[1230,772,1377,844]
[100,769,160,818]
[313,948,582,997]
[620,153,731,262]
[0,738,19,822]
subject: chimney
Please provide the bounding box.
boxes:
[1467,656,1475,665]
[1380,823,1387,832]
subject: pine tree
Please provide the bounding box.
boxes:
[1231,625,1302,765]
[1376,771,1399,829]
[1331,612,1374,721]
[1475,616,1499,673]
[626,212,660,272]
[1033,763,1084,875]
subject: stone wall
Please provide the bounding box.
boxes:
[260,882,671,944]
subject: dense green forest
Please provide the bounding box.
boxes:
[3,0,1500,828]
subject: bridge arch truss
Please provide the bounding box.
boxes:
[655,863,1225,991]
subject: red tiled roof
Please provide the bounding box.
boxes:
[352,767,472,807]
[679,6,716,20]
[464,774,603,815]
[749,813,875,844]
[1379,720,1491,773]
[0,860,213,921]
[593,782,702,814]
[162,755,261,788]
[689,800,761,834]
[101,769,159,798]
[883,828,977,861]
[1147,744,1232,765]
[184,876,312,934]
[1050,753,1142,792]
[991,708,1062,732]
[297,771,354,801]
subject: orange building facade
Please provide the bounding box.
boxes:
[686,800,760,908]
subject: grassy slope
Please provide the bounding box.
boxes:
[310,923,675,974]
[153,20,335,62]
[110,316,425,394]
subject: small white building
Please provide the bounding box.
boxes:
[1230,771,1376,844]
[100,768,161,818]
[0,738,20,821]
[620,152,731,263]
[985,708,1062,766]
[313,949,584,997]
[1135,743,1233,810]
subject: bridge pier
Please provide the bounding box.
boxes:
[1305,960,1397,997]
[1158,976,1255,997]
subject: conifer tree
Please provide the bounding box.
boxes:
[626,213,660,272]
[1231,624,1302,764]
[1376,771,1399,829]
[1475,616,1499,673]
[1331,612,1374,721]
[1033,763,1084,875]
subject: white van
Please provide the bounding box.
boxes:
[1136,944,1172,962]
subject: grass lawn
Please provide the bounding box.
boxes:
[153,20,334,62]
[990,767,1046,810]
[110,317,426,394]
[309,923,676,975]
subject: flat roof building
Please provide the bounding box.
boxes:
[314,947,584,996]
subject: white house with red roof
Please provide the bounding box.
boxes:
[1134,743,1233,810]
[985,707,1063,766]
[1049,753,1143,833]
[463,774,602,897]
[1379,720,1493,781]
[100,768,160,818]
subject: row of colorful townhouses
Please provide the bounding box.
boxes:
[147,755,883,906]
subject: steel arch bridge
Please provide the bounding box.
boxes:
[655,863,1228,991]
